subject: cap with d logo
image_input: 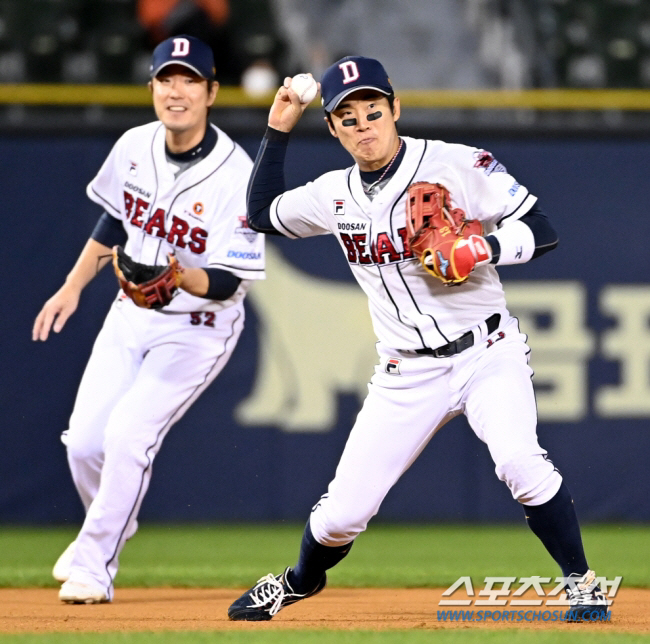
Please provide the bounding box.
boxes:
[150,35,216,80]
[321,56,393,112]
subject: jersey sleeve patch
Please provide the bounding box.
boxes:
[473,149,506,175]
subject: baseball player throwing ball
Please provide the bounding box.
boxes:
[227,56,606,622]
[33,35,264,603]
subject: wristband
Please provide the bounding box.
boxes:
[489,219,535,265]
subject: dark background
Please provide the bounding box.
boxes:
[2,125,650,525]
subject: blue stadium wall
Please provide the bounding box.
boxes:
[2,129,650,524]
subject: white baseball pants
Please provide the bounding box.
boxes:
[310,315,562,546]
[61,297,244,598]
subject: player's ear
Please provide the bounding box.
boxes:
[392,96,401,123]
[207,80,219,106]
[324,115,338,139]
[147,80,153,94]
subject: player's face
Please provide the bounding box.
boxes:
[150,65,218,145]
[326,90,401,171]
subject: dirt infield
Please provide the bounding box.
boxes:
[1,588,647,634]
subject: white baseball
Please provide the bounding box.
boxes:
[291,73,318,104]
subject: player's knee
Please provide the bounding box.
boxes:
[496,452,562,505]
[102,430,153,466]
[102,440,150,467]
[63,429,103,463]
[310,503,372,545]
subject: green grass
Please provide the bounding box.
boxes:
[0,632,649,644]
[0,523,647,589]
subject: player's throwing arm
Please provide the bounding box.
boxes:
[269,74,320,133]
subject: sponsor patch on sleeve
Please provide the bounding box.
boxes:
[508,181,521,196]
[227,250,261,260]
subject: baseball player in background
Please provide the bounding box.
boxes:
[228,56,606,622]
[33,35,264,604]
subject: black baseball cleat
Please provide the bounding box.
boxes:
[565,569,609,622]
[228,567,326,621]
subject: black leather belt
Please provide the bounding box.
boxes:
[415,313,501,358]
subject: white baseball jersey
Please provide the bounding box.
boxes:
[269,136,536,351]
[88,121,265,312]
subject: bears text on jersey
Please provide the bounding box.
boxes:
[123,190,207,254]
[340,226,414,265]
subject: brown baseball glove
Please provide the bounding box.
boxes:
[112,246,184,309]
[405,181,490,285]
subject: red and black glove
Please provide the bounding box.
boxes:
[112,246,184,309]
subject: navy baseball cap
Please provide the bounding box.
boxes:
[150,35,216,80]
[321,56,393,112]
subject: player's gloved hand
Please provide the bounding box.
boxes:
[406,181,486,286]
[421,234,491,284]
[112,246,184,310]
[447,234,492,279]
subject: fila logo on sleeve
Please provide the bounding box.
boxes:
[340,61,360,84]
[172,37,190,57]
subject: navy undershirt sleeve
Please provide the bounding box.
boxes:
[486,202,558,263]
[246,126,290,235]
[92,211,239,301]
[91,211,128,248]
[203,268,241,301]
